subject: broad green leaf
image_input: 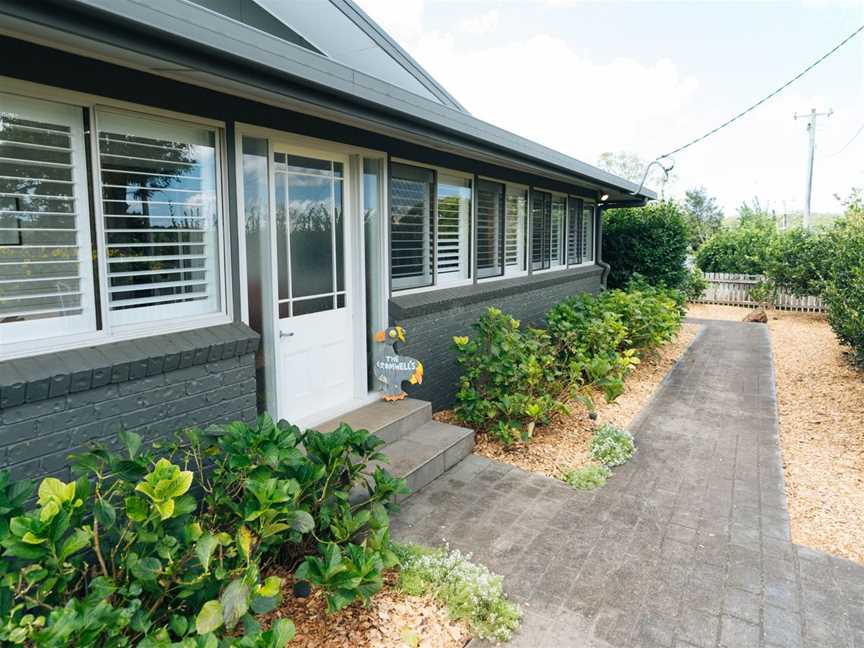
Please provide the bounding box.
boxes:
[289,511,314,534]
[257,575,282,598]
[269,619,296,647]
[236,526,253,562]
[21,531,46,545]
[125,495,149,522]
[195,600,223,635]
[169,614,189,638]
[130,556,162,581]
[195,534,219,573]
[173,494,197,517]
[37,478,74,506]
[119,430,143,459]
[154,499,175,521]
[220,579,250,630]
[59,528,91,560]
[94,500,116,527]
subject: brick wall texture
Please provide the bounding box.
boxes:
[0,353,257,482]
[394,270,603,409]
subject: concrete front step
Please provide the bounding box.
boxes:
[378,420,475,495]
[317,398,431,445]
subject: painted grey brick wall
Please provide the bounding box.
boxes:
[391,268,603,409]
[0,353,257,483]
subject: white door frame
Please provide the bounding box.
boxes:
[233,124,389,426]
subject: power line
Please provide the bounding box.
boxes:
[661,23,863,159]
[827,121,864,157]
[632,23,864,195]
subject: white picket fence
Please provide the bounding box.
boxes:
[693,272,826,312]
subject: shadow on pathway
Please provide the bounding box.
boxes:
[392,319,864,648]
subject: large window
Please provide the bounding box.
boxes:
[97,111,222,325]
[530,190,551,271]
[0,93,95,345]
[567,196,582,266]
[504,184,527,275]
[436,174,471,283]
[389,162,471,291]
[390,162,433,290]
[476,179,504,279]
[0,91,228,357]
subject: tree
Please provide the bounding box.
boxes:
[602,201,689,289]
[597,151,677,197]
[737,197,777,229]
[682,187,723,250]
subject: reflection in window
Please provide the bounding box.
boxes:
[97,111,221,326]
[531,190,551,271]
[505,185,527,275]
[567,196,581,266]
[390,163,433,290]
[550,195,566,267]
[477,179,504,279]
[582,204,595,263]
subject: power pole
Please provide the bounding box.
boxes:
[794,108,833,229]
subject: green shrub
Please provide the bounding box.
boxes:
[452,308,566,445]
[822,214,864,365]
[682,267,709,301]
[396,544,520,643]
[598,283,683,351]
[765,226,831,297]
[590,424,636,467]
[602,201,690,290]
[0,416,408,646]
[560,464,610,490]
[695,221,776,274]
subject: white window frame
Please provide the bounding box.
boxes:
[549,191,567,269]
[475,177,528,283]
[0,78,233,362]
[389,158,473,295]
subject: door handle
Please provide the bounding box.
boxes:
[280,331,295,338]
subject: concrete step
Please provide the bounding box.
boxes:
[375,420,475,496]
[317,398,431,445]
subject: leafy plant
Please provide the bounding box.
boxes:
[590,424,636,467]
[821,211,864,365]
[683,267,709,302]
[695,216,777,275]
[765,226,830,297]
[452,308,566,446]
[0,413,408,646]
[395,544,520,643]
[560,464,610,490]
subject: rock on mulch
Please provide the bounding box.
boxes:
[260,571,470,648]
[435,323,701,480]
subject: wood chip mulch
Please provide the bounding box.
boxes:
[260,570,470,648]
[689,304,864,565]
[435,323,701,479]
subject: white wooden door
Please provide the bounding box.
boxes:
[272,147,356,424]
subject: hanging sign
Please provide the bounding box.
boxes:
[373,326,424,401]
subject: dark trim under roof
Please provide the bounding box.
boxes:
[0,0,655,201]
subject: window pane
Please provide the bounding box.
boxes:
[288,174,333,299]
[505,186,526,273]
[436,174,471,282]
[97,111,221,325]
[0,93,95,343]
[477,179,504,279]
[567,197,581,265]
[582,205,595,263]
[531,190,550,270]
[550,195,565,267]
[390,163,433,290]
[363,158,386,390]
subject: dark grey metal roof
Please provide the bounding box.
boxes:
[0,0,655,200]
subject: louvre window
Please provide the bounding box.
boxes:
[567,196,581,266]
[582,203,595,263]
[476,179,504,279]
[550,194,566,267]
[530,190,551,271]
[390,163,433,290]
[97,112,222,326]
[0,93,96,345]
[504,185,527,274]
[436,174,471,283]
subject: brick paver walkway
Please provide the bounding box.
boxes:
[392,320,864,647]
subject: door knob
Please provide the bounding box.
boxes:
[280,331,294,338]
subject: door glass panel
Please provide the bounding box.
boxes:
[363,158,385,390]
[274,152,344,317]
[288,174,332,299]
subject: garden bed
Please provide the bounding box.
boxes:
[688,304,864,565]
[436,322,701,479]
[262,571,469,648]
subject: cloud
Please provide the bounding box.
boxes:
[457,10,500,35]
[354,0,862,214]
